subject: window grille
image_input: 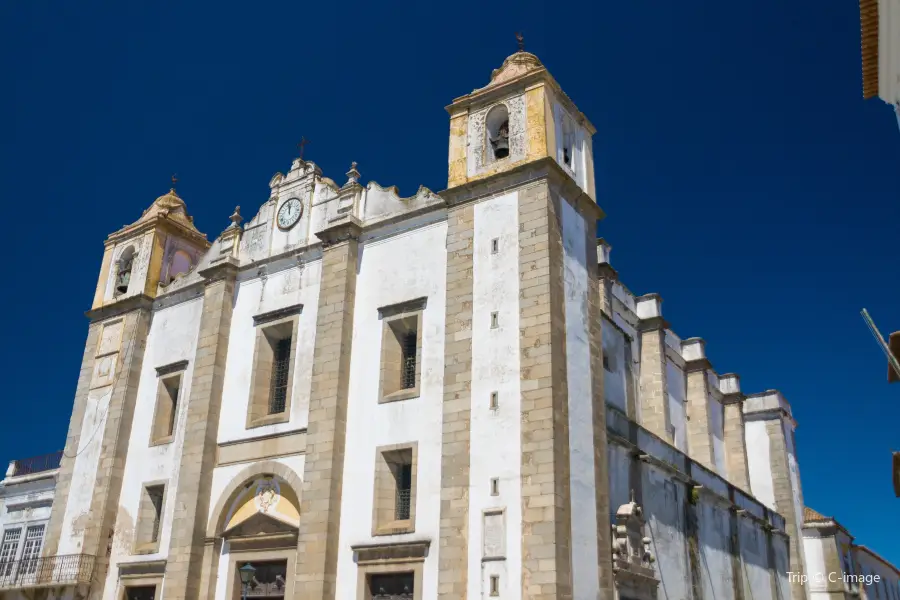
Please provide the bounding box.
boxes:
[19,526,44,575]
[148,487,164,543]
[269,337,292,414]
[400,332,417,390]
[369,572,414,600]
[0,529,21,579]
[395,463,412,521]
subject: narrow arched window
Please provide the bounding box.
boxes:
[486,104,510,162]
[115,246,136,296]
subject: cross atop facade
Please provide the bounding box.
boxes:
[171,173,178,192]
[515,32,525,52]
[298,137,310,160]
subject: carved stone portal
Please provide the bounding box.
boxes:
[612,493,659,600]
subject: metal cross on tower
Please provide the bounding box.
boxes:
[298,137,310,160]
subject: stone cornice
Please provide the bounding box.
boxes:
[637,316,669,333]
[720,392,745,406]
[253,304,304,327]
[440,156,604,222]
[597,263,618,281]
[155,360,189,377]
[350,539,431,564]
[684,358,713,373]
[198,257,239,283]
[85,294,154,323]
[316,215,363,249]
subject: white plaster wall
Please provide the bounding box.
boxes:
[783,420,808,579]
[803,535,828,592]
[644,466,689,600]
[740,516,774,600]
[710,397,726,477]
[745,420,776,511]
[57,387,110,555]
[603,322,627,412]
[334,221,448,600]
[607,444,631,517]
[561,197,600,600]
[775,536,792,600]
[698,500,735,600]
[467,192,523,600]
[102,298,204,600]
[856,549,900,600]
[666,360,687,452]
[552,100,590,196]
[218,260,322,443]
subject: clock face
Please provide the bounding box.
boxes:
[277,198,303,230]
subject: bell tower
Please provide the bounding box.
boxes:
[91,183,210,309]
[446,42,597,200]
[438,43,611,600]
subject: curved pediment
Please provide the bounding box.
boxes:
[221,476,300,536]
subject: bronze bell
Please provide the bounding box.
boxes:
[490,120,510,159]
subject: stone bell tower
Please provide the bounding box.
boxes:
[42,184,209,600]
[439,40,612,600]
[91,183,210,310]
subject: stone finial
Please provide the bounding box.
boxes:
[515,32,525,52]
[719,373,742,395]
[229,206,242,229]
[346,162,360,186]
[635,294,663,320]
[6,460,16,478]
[597,238,612,265]
[682,337,707,361]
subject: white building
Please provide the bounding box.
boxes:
[801,507,900,600]
[0,452,74,600]
[3,45,892,600]
[861,0,900,129]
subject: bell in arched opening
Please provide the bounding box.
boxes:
[486,104,510,161]
[115,246,136,296]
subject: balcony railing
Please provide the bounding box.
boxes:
[0,554,94,589]
[6,451,63,478]
[245,580,286,598]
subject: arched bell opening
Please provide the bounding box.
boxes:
[485,104,510,162]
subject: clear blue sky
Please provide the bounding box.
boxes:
[2,0,897,563]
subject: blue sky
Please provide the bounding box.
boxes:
[2,0,898,563]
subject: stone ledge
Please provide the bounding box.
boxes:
[351,540,431,564]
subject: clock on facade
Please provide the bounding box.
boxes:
[276,198,303,230]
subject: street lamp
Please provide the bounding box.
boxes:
[239,563,256,600]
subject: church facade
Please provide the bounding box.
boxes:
[0,49,843,600]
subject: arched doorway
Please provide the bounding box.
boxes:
[206,463,302,600]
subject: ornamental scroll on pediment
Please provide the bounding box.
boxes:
[611,492,659,600]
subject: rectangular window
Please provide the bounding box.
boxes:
[125,586,157,600]
[269,337,292,414]
[491,238,499,254]
[241,560,287,597]
[18,525,44,575]
[135,483,166,553]
[0,528,21,578]
[150,374,181,445]
[378,299,425,403]
[490,391,499,410]
[395,463,412,521]
[367,572,414,600]
[490,312,499,329]
[247,313,299,428]
[400,332,417,391]
[372,444,417,535]
[490,478,499,496]
[490,574,500,596]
